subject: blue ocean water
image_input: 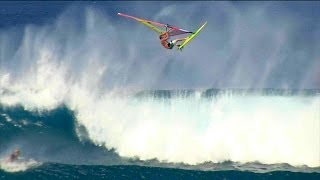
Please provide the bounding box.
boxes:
[1,1,320,179]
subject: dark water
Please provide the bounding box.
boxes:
[1,164,320,180]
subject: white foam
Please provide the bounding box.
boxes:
[71,94,320,167]
[1,114,12,122]
[0,158,41,173]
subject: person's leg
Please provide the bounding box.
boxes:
[171,39,178,45]
[178,37,188,41]
[172,37,188,46]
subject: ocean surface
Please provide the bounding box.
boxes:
[1,1,320,179]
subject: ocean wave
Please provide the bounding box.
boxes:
[1,90,319,168]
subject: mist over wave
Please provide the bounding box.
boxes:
[0,2,319,169]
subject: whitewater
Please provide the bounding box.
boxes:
[1,84,320,168]
[0,2,319,177]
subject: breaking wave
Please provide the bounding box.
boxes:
[0,4,319,171]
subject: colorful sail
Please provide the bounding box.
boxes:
[117,13,193,36]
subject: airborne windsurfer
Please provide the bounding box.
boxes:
[117,12,206,50]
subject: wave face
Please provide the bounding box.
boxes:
[1,89,319,170]
[0,1,319,173]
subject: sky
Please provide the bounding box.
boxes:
[0,1,319,90]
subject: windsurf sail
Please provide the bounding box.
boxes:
[117,13,193,36]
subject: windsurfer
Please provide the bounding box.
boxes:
[6,148,21,163]
[117,12,202,50]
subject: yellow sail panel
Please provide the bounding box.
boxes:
[139,21,164,34]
